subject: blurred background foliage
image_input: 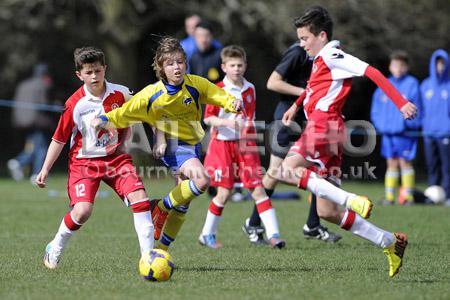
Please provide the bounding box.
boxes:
[0,0,448,176]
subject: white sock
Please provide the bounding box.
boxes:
[202,210,222,235]
[133,211,155,255]
[342,210,395,248]
[52,217,76,252]
[306,172,355,206]
[256,198,280,239]
[201,198,223,235]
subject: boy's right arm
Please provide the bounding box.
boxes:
[204,115,243,130]
[35,140,65,188]
[282,90,307,125]
[266,71,304,96]
[203,103,243,130]
[152,127,167,159]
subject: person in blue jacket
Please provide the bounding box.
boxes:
[180,14,222,72]
[420,49,450,204]
[371,50,421,205]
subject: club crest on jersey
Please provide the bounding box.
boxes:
[183,98,193,106]
[111,103,120,110]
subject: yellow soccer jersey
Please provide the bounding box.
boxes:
[104,74,238,145]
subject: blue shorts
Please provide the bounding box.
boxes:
[381,135,417,161]
[161,141,202,171]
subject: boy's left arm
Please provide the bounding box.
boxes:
[364,66,417,120]
[325,51,417,120]
[200,79,241,113]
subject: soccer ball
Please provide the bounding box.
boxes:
[424,185,446,204]
[139,249,174,282]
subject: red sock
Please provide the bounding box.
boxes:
[341,209,356,231]
[297,169,312,190]
[64,211,82,231]
[131,199,151,213]
[209,199,224,216]
[256,197,273,214]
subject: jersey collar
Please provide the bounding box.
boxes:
[315,40,341,59]
[223,76,251,91]
[83,80,114,101]
[163,80,184,95]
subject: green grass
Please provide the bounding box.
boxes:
[1,175,449,300]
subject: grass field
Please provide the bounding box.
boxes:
[1,175,449,300]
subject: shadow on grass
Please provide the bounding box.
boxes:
[176,265,354,273]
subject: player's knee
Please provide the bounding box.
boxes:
[72,203,93,223]
[316,205,339,221]
[215,190,231,205]
[251,187,266,199]
[280,162,296,180]
[127,189,147,204]
[193,176,210,192]
[267,166,282,181]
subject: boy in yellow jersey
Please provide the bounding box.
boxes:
[91,37,241,250]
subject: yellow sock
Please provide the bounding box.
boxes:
[385,168,399,202]
[158,180,203,211]
[156,206,188,250]
[401,168,415,202]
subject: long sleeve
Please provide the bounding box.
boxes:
[104,87,155,128]
[198,77,238,113]
[295,89,307,106]
[365,66,408,110]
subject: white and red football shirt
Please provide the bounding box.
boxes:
[204,76,256,141]
[302,40,369,118]
[52,81,132,159]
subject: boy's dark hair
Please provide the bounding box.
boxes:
[221,45,247,63]
[74,47,105,71]
[294,6,333,40]
[195,20,214,33]
[152,37,186,81]
[390,50,409,64]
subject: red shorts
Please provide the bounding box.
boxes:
[67,153,145,207]
[204,139,263,189]
[289,111,346,177]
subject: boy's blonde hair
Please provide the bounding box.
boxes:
[152,37,186,81]
[220,45,247,64]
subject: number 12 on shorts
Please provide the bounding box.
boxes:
[75,183,86,197]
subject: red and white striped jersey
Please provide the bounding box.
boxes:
[204,76,256,141]
[302,40,369,118]
[52,81,132,159]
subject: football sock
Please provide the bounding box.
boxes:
[400,167,415,202]
[385,168,399,202]
[256,197,280,239]
[340,209,395,248]
[131,199,154,255]
[201,198,224,235]
[248,204,262,226]
[159,180,204,212]
[158,205,189,250]
[306,194,321,228]
[52,211,81,251]
[298,169,354,206]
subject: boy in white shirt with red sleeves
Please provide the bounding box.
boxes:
[199,45,285,249]
[272,6,417,277]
